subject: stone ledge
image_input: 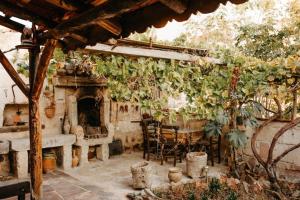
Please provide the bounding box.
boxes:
[10,134,76,151]
[75,136,113,146]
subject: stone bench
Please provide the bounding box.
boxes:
[9,134,76,178]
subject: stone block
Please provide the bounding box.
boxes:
[10,134,76,151]
[0,139,9,154]
[15,151,28,178]
[96,144,109,161]
[79,145,89,166]
[61,145,72,170]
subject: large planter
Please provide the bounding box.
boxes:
[186,152,207,178]
[131,161,151,189]
[43,152,56,173]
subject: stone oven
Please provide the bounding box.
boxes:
[53,74,113,165]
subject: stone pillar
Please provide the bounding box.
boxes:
[96,144,109,161]
[68,95,78,133]
[15,151,28,178]
[79,145,89,166]
[61,145,72,170]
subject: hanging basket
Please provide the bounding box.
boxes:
[186,152,207,178]
[45,105,55,118]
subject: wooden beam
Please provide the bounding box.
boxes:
[32,39,57,99]
[95,19,122,35]
[44,0,151,38]
[29,39,56,200]
[0,50,29,97]
[159,0,187,14]
[45,0,77,11]
[90,0,108,6]
[0,1,55,27]
[0,16,25,33]
[84,43,221,63]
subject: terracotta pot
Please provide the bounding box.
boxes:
[168,167,182,183]
[45,106,55,118]
[72,150,79,167]
[43,153,56,173]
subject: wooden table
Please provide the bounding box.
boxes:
[163,128,203,152]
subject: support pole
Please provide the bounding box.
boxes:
[28,39,57,200]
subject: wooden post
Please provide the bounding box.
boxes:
[28,39,57,200]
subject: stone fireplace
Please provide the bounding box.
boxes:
[53,75,113,165]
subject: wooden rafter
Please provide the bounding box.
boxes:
[0,15,25,33]
[95,19,122,36]
[159,0,187,14]
[0,1,55,27]
[32,39,57,99]
[43,0,154,39]
[0,50,29,97]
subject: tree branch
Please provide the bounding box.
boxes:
[267,117,300,164]
[251,97,281,167]
[272,143,300,165]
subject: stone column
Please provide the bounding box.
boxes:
[15,151,28,178]
[68,95,78,133]
[79,145,89,166]
[61,145,72,170]
[96,144,109,161]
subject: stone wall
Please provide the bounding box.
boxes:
[0,27,28,126]
[243,121,300,172]
[110,102,143,150]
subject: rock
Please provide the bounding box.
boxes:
[246,157,258,171]
[242,181,249,194]
[292,190,300,198]
[226,177,240,190]
[258,177,271,189]
[251,181,263,193]
[245,174,256,185]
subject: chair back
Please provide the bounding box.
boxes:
[160,124,179,144]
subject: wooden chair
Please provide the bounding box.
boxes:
[0,180,31,200]
[141,118,160,161]
[159,125,184,166]
[196,135,221,166]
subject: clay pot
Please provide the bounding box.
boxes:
[45,106,55,118]
[63,117,71,134]
[72,150,79,168]
[131,161,151,189]
[168,167,182,183]
[43,152,56,173]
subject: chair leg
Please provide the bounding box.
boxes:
[160,144,164,165]
[210,137,214,166]
[174,147,177,167]
[218,135,221,163]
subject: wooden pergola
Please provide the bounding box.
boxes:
[0,0,247,199]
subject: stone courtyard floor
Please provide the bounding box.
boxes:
[5,151,227,200]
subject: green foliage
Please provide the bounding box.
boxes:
[188,191,196,200]
[203,121,223,138]
[209,177,222,194]
[226,190,238,200]
[227,129,248,149]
